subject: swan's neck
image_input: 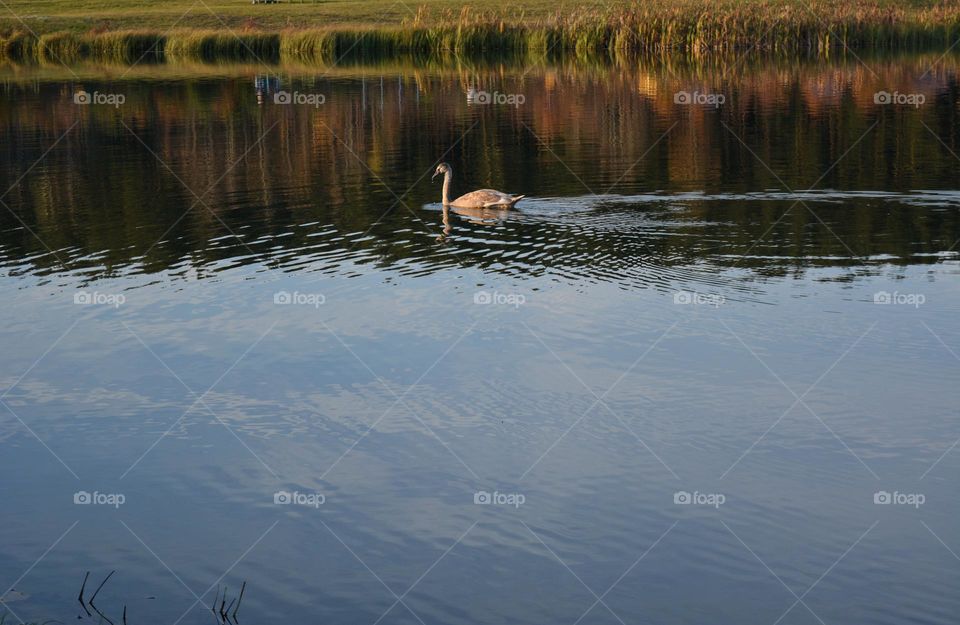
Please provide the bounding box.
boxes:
[441,204,451,236]
[442,169,452,205]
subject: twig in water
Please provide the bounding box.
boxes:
[89,571,116,625]
[78,571,92,616]
[219,587,228,623]
[211,586,221,620]
[89,570,115,606]
[232,581,245,622]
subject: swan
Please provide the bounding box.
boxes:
[431,162,524,208]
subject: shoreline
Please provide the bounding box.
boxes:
[4,1,960,65]
[0,48,955,81]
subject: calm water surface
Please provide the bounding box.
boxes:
[1,54,959,625]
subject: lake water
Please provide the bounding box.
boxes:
[1,53,959,625]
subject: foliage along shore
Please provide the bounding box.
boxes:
[4,2,960,65]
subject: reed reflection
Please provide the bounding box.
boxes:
[0,53,959,284]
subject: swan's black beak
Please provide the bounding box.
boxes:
[431,171,439,182]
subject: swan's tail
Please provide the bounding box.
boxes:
[510,195,526,204]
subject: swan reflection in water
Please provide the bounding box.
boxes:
[436,203,515,243]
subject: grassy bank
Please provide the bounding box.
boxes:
[4,1,960,65]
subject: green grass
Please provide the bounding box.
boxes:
[3,0,960,65]
[3,0,950,33]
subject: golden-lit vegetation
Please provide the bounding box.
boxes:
[164,31,281,62]
[3,1,960,64]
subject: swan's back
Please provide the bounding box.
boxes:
[450,189,523,208]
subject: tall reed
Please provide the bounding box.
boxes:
[165,31,280,62]
[2,1,960,66]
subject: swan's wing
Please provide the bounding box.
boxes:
[452,189,517,208]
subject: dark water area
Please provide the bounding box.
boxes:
[0,53,958,625]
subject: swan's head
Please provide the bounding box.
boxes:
[431,162,451,182]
